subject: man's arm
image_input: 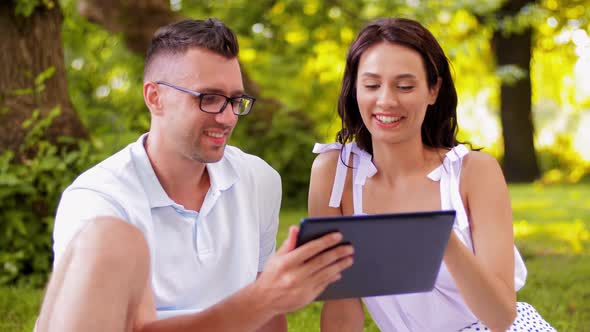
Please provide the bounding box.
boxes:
[43,173,352,332]
[53,188,128,265]
[38,217,154,332]
[138,226,353,332]
[254,273,287,332]
[39,218,352,332]
[254,164,287,331]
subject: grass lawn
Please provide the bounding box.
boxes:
[1,184,589,331]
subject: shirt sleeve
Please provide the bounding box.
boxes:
[52,188,128,267]
[257,168,282,272]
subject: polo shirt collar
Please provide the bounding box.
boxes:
[131,133,239,209]
[206,150,239,192]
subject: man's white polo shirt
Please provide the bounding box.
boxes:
[53,134,281,318]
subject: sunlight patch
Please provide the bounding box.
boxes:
[514,219,590,254]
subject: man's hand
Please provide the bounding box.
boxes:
[253,226,354,315]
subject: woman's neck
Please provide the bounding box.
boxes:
[370,138,440,185]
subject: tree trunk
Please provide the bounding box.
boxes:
[77,0,181,55]
[493,0,540,182]
[0,2,87,157]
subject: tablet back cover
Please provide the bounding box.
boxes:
[297,211,455,300]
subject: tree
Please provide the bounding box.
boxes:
[77,0,181,55]
[0,1,94,286]
[492,0,540,182]
[0,1,87,157]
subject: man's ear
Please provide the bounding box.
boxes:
[144,81,164,116]
[428,77,442,105]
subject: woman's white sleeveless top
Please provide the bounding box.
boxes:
[313,142,527,331]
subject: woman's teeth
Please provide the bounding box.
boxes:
[375,115,401,124]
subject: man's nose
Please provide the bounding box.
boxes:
[215,101,238,124]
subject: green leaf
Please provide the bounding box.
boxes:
[10,88,34,97]
[34,66,56,87]
[14,0,42,17]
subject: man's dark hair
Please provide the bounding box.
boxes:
[144,18,239,79]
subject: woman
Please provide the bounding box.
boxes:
[309,18,554,331]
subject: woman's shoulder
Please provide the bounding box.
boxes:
[311,148,342,178]
[462,150,500,170]
[309,145,349,214]
[439,145,499,169]
[460,149,505,185]
[310,142,360,189]
[312,142,344,154]
[311,141,356,172]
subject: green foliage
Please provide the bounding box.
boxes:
[33,67,56,94]
[536,135,590,184]
[21,107,60,151]
[0,137,104,287]
[54,0,590,207]
[0,287,41,332]
[9,66,55,100]
[496,64,529,86]
[0,67,106,287]
[231,107,319,207]
[60,0,148,150]
[14,0,56,17]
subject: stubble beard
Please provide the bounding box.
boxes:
[189,129,233,163]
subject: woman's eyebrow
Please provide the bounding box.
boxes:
[360,72,380,78]
[393,73,417,80]
[360,72,417,80]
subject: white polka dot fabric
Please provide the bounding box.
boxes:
[460,302,556,331]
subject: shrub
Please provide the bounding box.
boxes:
[0,119,104,287]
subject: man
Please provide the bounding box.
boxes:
[36,18,353,332]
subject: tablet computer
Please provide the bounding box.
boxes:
[296,210,455,301]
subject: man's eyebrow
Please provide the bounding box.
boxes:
[198,87,246,96]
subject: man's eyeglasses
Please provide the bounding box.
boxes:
[156,81,255,116]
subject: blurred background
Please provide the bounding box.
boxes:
[0,0,589,331]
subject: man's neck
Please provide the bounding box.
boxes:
[144,133,210,211]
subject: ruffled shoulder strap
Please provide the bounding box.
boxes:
[313,142,376,210]
[426,144,470,231]
[312,142,344,154]
[427,144,528,288]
